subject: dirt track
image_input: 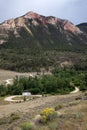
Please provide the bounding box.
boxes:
[4,87,79,103]
[0,93,80,119]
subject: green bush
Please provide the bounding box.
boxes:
[55,104,63,111]
[21,122,34,130]
[10,113,20,121]
[48,122,58,130]
[0,119,6,125]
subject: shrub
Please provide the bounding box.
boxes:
[40,108,57,123]
[0,119,6,125]
[55,104,63,111]
[10,113,20,121]
[75,112,82,119]
[48,122,58,130]
[21,122,34,130]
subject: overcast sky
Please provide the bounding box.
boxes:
[0,0,87,25]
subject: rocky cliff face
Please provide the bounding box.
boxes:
[0,11,81,33]
[0,11,87,48]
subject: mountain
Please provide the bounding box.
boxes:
[77,23,87,33]
[0,11,87,49]
[0,11,87,72]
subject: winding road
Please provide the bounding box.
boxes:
[70,87,79,94]
[4,95,23,102]
[4,87,79,103]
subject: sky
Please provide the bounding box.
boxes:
[0,0,87,25]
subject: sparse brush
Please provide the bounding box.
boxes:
[75,112,82,119]
[10,113,20,121]
[21,122,34,130]
[0,119,6,125]
[55,104,63,111]
[48,122,58,130]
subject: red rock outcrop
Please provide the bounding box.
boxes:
[24,11,40,19]
[63,20,81,33]
[0,11,82,34]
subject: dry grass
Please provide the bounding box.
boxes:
[0,97,9,105]
[0,69,51,82]
[30,100,87,130]
[55,100,87,130]
[12,96,40,101]
[0,69,18,82]
[8,100,87,130]
[0,69,37,83]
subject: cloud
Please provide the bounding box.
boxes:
[0,0,87,24]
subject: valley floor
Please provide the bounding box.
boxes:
[0,69,86,130]
[0,69,51,84]
[0,69,37,82]
[0,92,82,130]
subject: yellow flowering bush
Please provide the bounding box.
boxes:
[40,108,57,123]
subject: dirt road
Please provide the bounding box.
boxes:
[4,95,23,102]
[4,86,79,103]
[0,93,80,119]
[70,87,79,94]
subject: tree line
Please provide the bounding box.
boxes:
[0,68,87,97]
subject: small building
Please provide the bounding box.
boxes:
[22,92,31,96]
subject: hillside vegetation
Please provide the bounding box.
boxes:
[0,12,87,72]
[0,44,87,72]
[0,68,87,96]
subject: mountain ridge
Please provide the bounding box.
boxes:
[0,12,87,48]
[0,11,85,46]
[0,11,82,33]
[0,11,87,72]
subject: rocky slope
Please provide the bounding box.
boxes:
[0,11,87,49]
